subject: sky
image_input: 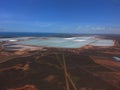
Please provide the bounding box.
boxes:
[0,0,120,34]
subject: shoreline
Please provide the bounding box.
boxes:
[0,36,115,51]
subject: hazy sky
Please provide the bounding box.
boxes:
[0,0,120,34]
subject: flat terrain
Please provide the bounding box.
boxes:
[0,48,120,90]
[0,35,120,90]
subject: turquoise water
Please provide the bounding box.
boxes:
[17,37,114,48]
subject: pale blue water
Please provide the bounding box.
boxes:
[0,37,31,41]
[90,40,114,46]
[17,37,114,48]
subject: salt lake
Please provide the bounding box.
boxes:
[15,37,114,48]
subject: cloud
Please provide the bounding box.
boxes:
[0,28,7,31]
[0,19,120,34]
[0,21,17,24]
[31,21,53,27]
[0,20,53,27]
[89,26,106,30]
[76,25,106,31]
[0,12,28,22]
[75,24,120,32]
[0,13,15,19]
